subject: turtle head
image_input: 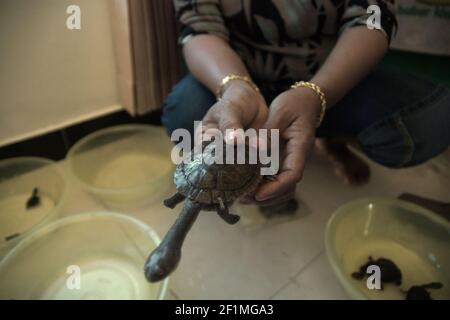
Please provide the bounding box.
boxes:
[144,245,181,282]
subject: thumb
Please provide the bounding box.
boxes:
[260,106,291,152]
[263,110,287,133]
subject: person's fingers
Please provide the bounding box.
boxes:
[213,99,244,128]
[256,189,296,207]
[203,97,270,146]
[255,123,314,201]
[239,187,295,206]
[193,121,219,146]
[204,101,246,144]
[255,172,296,201]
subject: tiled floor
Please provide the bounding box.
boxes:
[54,139,450,300]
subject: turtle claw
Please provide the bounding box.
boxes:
[218,212,240,225]
[216,201,240,225]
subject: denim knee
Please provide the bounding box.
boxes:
[161,74,216,139]
[357,85,450,168]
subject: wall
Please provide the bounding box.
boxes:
[0,0,122,147]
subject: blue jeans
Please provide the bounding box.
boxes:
[161,65,450,168]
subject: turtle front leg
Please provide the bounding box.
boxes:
[216,197,240,225]
[163,192,185,209]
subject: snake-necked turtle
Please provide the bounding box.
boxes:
[145,141,263,282]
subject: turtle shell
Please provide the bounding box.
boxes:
[174,142,262,205]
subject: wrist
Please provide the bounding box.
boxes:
[222,81,262,105]
[289,81,326,127]
[217,74,260,99]
[287,87,321,114]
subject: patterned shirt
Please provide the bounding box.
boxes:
[174,0,397,92]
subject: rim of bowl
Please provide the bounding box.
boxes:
[66,124,173,194]
[324,196,450,300]
[0,211,169,300]
[0,156,68,250]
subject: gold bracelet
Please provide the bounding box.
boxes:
[216,74,260,99]
[291,81,327,128]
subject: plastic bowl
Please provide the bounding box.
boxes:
[0,212,168,300]
[66,125,174,206]
[325,197,450,300]
[0,157,67,259]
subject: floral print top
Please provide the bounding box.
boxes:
[174,0,397,92]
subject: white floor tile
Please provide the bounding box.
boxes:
[272,252,348,300]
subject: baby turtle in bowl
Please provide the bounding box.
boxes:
[26,187,40,210]
[403,282,443,300]
[144,141,263,282]
[352,256,402,289]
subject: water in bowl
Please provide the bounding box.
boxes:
[343,237,449,300]
[0,192,56,258]
[0,212,167,300]
[40,255,158,300]
[93,152,172,189]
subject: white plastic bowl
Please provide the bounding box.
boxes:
[0,157,67,259]
[0,212,168,300]
[66,125,174,207]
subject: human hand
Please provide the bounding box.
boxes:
[195,80,268,144]
[251,87,322,203]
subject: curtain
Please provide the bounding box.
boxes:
[109,0,182,115]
